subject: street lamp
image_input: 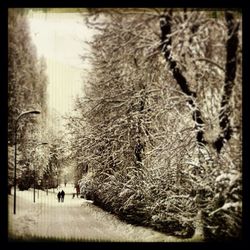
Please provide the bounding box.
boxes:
[13,110,40,214]
[33,142,48,203]
[37,179,42,199]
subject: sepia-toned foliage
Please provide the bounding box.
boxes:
[67,9,242,240]
[8,9,49,190]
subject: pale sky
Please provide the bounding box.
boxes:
[28,10,93,117]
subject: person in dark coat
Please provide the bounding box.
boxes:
[76,184,80,198]
[61,190,65,202]
[57,191,61,202]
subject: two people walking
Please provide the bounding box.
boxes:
[57,190,65,202]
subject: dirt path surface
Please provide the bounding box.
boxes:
[8,185,181,242]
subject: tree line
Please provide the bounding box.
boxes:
[8,9,64,193]
[67,9,242,240]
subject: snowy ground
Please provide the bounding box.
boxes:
[8,183,183,242]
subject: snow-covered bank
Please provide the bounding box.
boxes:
[8,186,183,242]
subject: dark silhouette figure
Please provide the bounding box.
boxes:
[76,184,80,198]
[61,190,65,202]
[57,191,61,202]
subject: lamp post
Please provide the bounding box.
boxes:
[33,142,48,203]
[37,179,42,199]
[46,180,49,195]
[55,166,59,190]
[13,110,40,214]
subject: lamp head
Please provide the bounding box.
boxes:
[16,110,41,125]
[31,110,41,115]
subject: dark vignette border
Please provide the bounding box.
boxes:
[0,1,248,250]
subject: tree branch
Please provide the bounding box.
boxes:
[160,11,206,145]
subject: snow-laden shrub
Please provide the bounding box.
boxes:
[204,169,242,240]
[79,172,94,200]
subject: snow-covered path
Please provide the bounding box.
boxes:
[8,184,180,242]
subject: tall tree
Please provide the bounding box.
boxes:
[68,9,242,240]
[159,9,242,239]
[8,9,49,190]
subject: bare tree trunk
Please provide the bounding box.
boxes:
[134,84,146,166]
[193,209,205,240]
[213,11,239,153]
